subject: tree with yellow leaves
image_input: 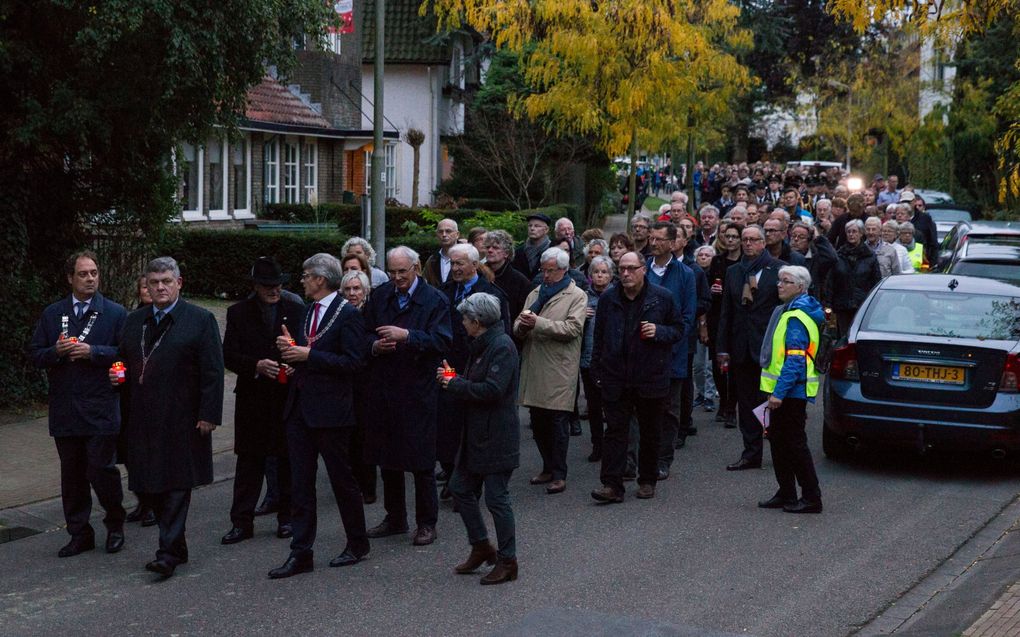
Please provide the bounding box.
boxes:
[424,0,752,215]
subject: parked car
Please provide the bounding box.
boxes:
[927,207,972,242]
[823,274,1020,460]
[934,220,1020,271]
[947,238,1020,285]
[912,188,954,205]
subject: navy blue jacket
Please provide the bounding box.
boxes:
[30,293,127,437]
[591,281,683,400]
[362,277,452,472]
[284,294,367,428]
[646,258,697,378]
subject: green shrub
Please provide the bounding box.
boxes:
[462,197,516,212]
[158,229,348,299]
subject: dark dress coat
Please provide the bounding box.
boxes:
[645,258,697,379]
[222,295,305,456]
[29,292,127,437]
[827,242,882,312]
[436,277,512,465]
[444,329,521,475]
[283,294,367,428]
[491,260,535,321]
[362,278,452,472]
[118,299,224,493]
[716,255,785,364]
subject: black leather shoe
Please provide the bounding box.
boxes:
[221,527,254,545]
[726,459,762,471]
[674,436,686,450]
[125,504,143,523]
[685,426,698,437]
[758,494,796,509]
[145,559,175,578]
[656,469,669,481]
[276,524,293,539]
[254,502,278,517]
[412,526,437,546]
[105,530,125,553]
[268,556,313,579]
[58,536,95,558]
[140,509,157,527]
[435,469,450,483]
[367,520,409,538]
[569,421,583,436]
[363,493,377,505]
[784,498,823,514]
[329,549,367,567]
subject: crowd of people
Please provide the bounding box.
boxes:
[29,168,933,583]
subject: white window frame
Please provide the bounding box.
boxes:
[181,142,206,222]
[264,139,280,205]
[365,143,398,200]
[207,138,229,220]
[303,141,318,203]
[232,136,253,219]
[283,138,300,204]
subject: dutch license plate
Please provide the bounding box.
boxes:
[892,363,965,385]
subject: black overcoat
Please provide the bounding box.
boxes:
[716,256,784,364]
[362,278,451,472]
[29,292,127,437]
[222,295,305,456]
[444,329,521,475]
[436,277,511,465]
[119,299,224,493]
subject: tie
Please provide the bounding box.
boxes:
[154,310,165,325]
[455,284,465,303]
[309,303,321,338]
[397,292,410,310]
[75,302,85,321]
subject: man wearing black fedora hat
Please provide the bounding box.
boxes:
[511,213,552,280]
[220,257,305,545]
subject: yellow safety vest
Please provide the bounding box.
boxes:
[907,242,924,272]
[760,308,820,397]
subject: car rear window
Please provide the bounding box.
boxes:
[861,290,1020,341]
[929,210,972,223]
[949,261,1020,284]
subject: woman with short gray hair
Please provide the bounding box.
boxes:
[437,292,521,584]
[828,218,881,336]
[341,237,388,288]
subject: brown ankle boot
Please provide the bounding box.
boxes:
[480,557,518,585]
[454,541,497,574]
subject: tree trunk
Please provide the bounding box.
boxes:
[686,123,695,214]
[628,128,638,223]
[411,145,421,208]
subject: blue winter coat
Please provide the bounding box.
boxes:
[763,293,825,402]
[645,258,696,378]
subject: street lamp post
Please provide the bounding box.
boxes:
[371,0,385,260]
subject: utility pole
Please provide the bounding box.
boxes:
[371,0,385,259]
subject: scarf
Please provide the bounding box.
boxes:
[523,237,551,273]
[738,252,771,306]
[530,274,571,314]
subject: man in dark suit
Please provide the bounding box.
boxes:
[716,226,784,471]
[268,253,370,579]
[220,257,305,546]
[511,214,553,280]
[363,246,452,547]
[114,256,224,578]
[436,244,511,497]
[30,250,128,558]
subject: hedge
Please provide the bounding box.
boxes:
[158,229,349,299]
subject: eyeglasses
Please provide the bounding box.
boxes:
[386,267,415,276]
[764,228,783,234]
[741,238,764,244]
[777,279,798,286]
[618,265,645,273]
[299,273,317,281]
[724,234,741,240]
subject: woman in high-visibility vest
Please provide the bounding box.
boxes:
[758,265,825,514]
[897,222,927,272]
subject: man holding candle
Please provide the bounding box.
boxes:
[590,252,683,503]
[220,257,304,546]
[30,250,128,558]
[114,256,224,578]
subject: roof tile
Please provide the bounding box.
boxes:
[362,0,449,65]
[244,77,331,128]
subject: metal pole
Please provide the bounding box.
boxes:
[371,0,385,259]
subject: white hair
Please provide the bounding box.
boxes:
[589,255,616,275]
[448,243,480,263]
[695,245,717,259]
[845,219,865,233]
[386,245,421,267]
[555,217,574,231]
[457,292,502,327]
[583,239,609,257]
[540,247,570,270]
[341,236,377,266]
[341,270,370,293]
[303,253,344,289]
[779,265,811,291]
[659,203,672,214]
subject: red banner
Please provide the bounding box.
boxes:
[328,0,354,35]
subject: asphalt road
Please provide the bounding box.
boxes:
[2,403,1018,637]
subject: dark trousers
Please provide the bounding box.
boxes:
[659,378,684,471]
[580,368,604,451]
[680,353,695,430]
[287,417,369,561]
[836,310,855,339]
[54,434,125,539]
[147,489,191,566]
[710,345,736,417]
[381,468,438,528]
[529,407,570,480]
[768,398,821,502]
[262,456,280,507]
[449,468,516,559]
[349,426,377,498]
[733,359,765,464]
[230,453,291,530]
[602,392,666,493]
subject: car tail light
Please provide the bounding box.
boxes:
[1001,353,1020,393]
[829,343,859,381]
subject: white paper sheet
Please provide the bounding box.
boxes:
[753,401,770,431]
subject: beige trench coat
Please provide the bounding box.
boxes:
[513,279,588,411]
